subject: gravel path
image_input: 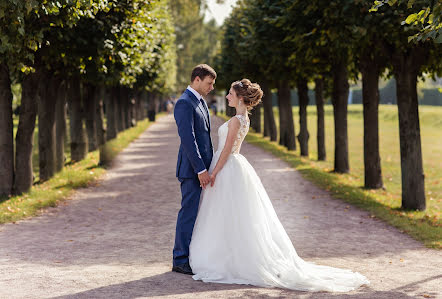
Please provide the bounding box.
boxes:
[0,114,440,299]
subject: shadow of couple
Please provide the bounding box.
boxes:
[51,270,437,299]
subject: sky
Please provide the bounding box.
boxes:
[204,0,238,26]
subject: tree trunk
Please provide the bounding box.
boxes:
[147,92,158,121]
[55,80,67,172]
[84,83,98,152]
[123,88,133,128]
[106,87,118,140]
[96,86,107,146]
[277,80,296,150]
[264,111,268,137]
[15,71,39,194]
[331,61,350,173]
[361,56,383,189]
[262,81,277,141]
[134,91,141,122]
[0,63,14,196]
[37,75,58,182]
[121,87,129,130]
[116,86,124,131]
[68,77,88,162]
[315,78,326,161]
[250,103,262,133]
[139,91,147,120]
[138,90,147,121]
[392,47,427,210]
[106,86,118,140]
[297,78,309,156]
[95,86,109,166]
[129,91,137,127]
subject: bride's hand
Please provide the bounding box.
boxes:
[210,172,217,187]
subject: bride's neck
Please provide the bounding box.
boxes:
[235,107,247,116]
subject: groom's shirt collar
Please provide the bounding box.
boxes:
[187,85,203,102]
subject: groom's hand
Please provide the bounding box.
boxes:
[198,171,210,189]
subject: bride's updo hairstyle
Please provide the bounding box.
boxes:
[231,79,263,111]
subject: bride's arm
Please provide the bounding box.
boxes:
[210,117,240,186]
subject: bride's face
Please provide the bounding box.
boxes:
[226,88,240,108]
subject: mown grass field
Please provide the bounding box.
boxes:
[1,115,160,224]
[225,104,441,248]
[286,105,442,217]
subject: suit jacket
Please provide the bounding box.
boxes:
[174,89,213,179]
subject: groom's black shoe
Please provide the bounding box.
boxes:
[172,262,194,275]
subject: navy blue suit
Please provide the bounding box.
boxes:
[173,89,213,266]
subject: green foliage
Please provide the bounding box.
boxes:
[219,0,442,90]
[138,1,177,93]
[216,0,296,89]
[0,0,176,91]
[371,0,442,43]
[169,0,221,91]
[109,0,174,89]
[0,0,110,76]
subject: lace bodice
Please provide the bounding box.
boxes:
[216,114,250,154]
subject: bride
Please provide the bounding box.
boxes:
[188,79,369,292]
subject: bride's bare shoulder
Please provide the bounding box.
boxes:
[227,116,240,128]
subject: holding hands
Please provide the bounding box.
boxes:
[198,170,217,189]
[198,171,211,189]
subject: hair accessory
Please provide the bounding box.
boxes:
[237,81,243,88]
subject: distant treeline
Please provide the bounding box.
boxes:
[274,79,441,106]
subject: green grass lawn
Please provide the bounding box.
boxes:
[224,104,441,248]
[291,105,441,217]
[2,115,161,224]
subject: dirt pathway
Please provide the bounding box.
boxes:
[0,115,440,299]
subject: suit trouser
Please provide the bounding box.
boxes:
[173,177,202,266]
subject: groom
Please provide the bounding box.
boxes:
[172,64,216,275]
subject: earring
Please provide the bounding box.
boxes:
[239,100,242,106]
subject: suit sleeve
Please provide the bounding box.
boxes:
[174,100,207,174]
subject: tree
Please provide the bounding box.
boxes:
[255,0,298,150]
[2,0,175,193]
[371,1,442,210]
[170,0,219,91]
[0,63,13,196]
[371,0,442,43]
[281,0,361,168]
[0,0,109,192]
[216,1,278,139]
[353,1,392,189]
[314,78,326,161]
[0,0,33,195]
[15,72,39,193]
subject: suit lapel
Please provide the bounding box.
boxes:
[185,89,210,128]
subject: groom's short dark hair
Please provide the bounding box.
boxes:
[191,64,217,82]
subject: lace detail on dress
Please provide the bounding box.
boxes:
[231,114,249,154]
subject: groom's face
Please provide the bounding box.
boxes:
[196,76,215,97]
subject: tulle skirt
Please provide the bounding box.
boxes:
[189,151,369,292]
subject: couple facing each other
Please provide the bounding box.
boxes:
[172,64,369,292]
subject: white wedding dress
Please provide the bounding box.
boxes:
[189,114,369,292]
